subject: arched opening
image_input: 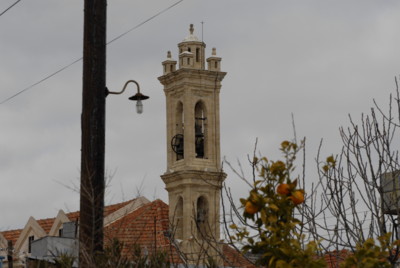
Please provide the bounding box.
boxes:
[176,101,184,135]
[175,196,184,239]
[171,102,184,160]
[196,196,209,236]
[194,101,207,158]
[196,48,200,62]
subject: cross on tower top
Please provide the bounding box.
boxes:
[189,23,194,35]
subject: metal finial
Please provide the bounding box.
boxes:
[167,51,172,59]
[212,48,216,56]
[189,24,194,35]
[201,21,204,42]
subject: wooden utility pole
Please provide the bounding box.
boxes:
[80,0,107,266]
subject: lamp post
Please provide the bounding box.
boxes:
[80,1,149,266]
[80,1,107,266]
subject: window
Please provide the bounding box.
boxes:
[196,48,200,62]
[173,102,184,160]
[195,101,206,158]
[28,235,34,253]
[197,196,208,236]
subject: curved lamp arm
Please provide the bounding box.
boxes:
[106,80,140,95]
[106,80,149,114]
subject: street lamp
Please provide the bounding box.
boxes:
[106,80,150,114]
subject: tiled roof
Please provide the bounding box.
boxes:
[104,199,182,264]
[0,199,136,245]
[1,198,255,267]
[324,249,351,268]
[104,199,256,267]
[222,244,256,268]
[36,218,55,233]
[1,229,22,245]
[66,199,134,222]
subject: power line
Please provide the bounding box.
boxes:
[107,0,183,45]
[0,0,184,105]
[0,0,21,17]
[0,58,81,105]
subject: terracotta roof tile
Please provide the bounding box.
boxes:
[104,199,182,263]
[1,229,22,245]
[36,218,55,234]
[222,244,256,268]
[104,200,256,267]
[0,199,136,244]
[66,199,134,222]
[1,198,253,267]
[324,249,351,268]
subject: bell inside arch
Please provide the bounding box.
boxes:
[195,101,206,158]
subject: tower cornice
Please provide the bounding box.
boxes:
[158,68,226,86]
[161,170,226,191]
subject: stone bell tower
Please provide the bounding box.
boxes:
[159,24,227,264]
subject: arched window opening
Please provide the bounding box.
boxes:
[196,196,209,236]
[175,197,184,239]
[176,102,184,134]
[171,102,184,160]
[196,48,200,62]
[195,101,206,158]
[188,47,191,52]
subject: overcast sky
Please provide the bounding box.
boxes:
[1,0,400,230]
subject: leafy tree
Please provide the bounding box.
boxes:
[229,140,326,267]
[226,76,400,266]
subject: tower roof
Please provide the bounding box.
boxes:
[182,24,200,42]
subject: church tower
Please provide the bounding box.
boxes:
[159,24,227,264]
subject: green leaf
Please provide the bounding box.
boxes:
[269,203,279,211]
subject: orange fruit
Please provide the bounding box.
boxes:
[276,184,290,195]
[245,201,259,214]
[290,190,305,205]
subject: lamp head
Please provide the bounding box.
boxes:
[129,92,149,114]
